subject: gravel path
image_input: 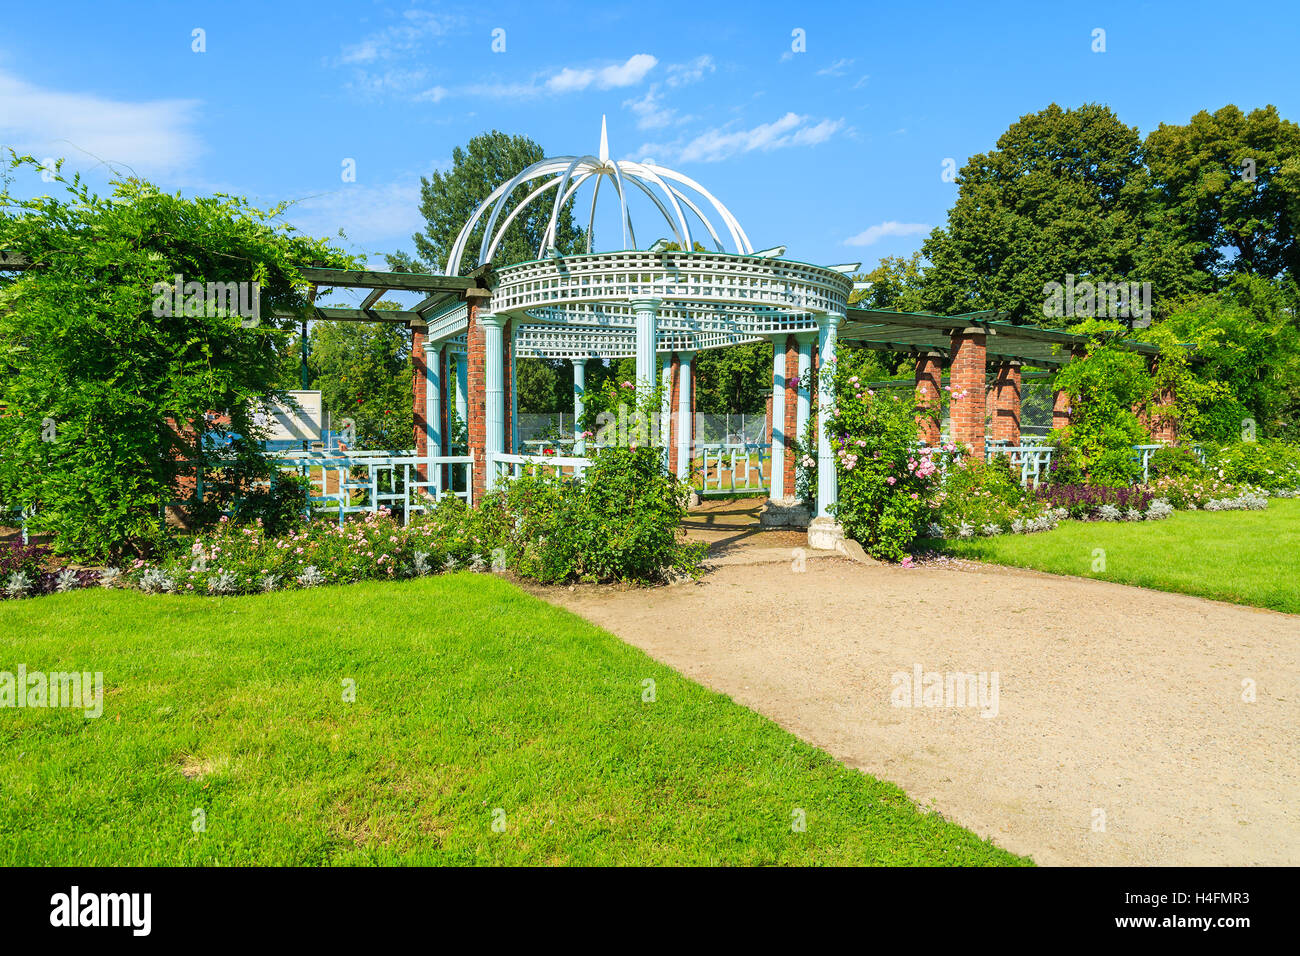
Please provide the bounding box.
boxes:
[537,504,1299,865]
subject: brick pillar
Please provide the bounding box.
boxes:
[412,327,428,478]
[667,353,681,476]
[914,351,943,446]
[764,393,773,445]
[1052,388,1072,431]
[466,303,486,504]
[991,361,1022,444]
[948,327,987,452]
[1142,356,1178,443]
[783,335,798,496]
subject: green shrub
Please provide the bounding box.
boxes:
[1088,447,1143,488]
[484,447,704,584]
[1210,441,1300,491]
[933,456,1055,535]
[1148,445,1205,480]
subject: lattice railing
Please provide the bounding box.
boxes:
[490,251,850,319]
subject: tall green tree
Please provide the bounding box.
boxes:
[393,131,585,274]
[1145,104,1300,282]
[921,103,1197,324]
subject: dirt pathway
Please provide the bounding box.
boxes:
[537,500,1300,866]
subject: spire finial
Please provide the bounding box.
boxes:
[599,114,609,164]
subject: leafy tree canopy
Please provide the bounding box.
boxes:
[1145,104,1300,281]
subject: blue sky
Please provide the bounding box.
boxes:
[2,0,1296,291]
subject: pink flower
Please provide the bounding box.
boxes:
[887,476,897,485]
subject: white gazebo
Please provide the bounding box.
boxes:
[420,118,853,547]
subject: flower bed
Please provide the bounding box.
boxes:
[1,541,106,599]
[5,442,704,599]
[928,456,1061,538]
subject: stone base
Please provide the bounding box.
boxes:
[759,496,811,529]
[807,516,846,551]
[688,490,701,508]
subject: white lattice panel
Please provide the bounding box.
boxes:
[490,252,849,322]
[425,302,469,344]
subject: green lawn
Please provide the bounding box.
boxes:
[0,575,1024,866]
[933,499,1300,614]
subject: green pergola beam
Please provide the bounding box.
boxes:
[299,267,478,293]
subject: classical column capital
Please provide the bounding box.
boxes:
[817,311,843,330]
[629,297,662,313]
[478,312,506,330]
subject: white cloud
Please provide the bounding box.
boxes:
[546,54,658,93]
[666,55,715,87]
[844,221,932,247]
[0,69,202,175]
[624,86,674,130]
[338,9,457,65]
[817,57,855,77]
[281,181,425,245]
[658,113,845,163]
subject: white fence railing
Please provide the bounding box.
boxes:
[697,442,770,495]
[489,452,593,486]
[275,451,473,523]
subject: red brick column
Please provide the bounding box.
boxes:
[764,393,773,445]
[1052,388,1072,431]
[783,335,798,495]
[466,303,486,503]
[948,327,987,452]
[915,351,943,446]
[990,361,1022,444]
[667,353,681,476]
[1140,356,1179,442]
[412,327,428,479]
